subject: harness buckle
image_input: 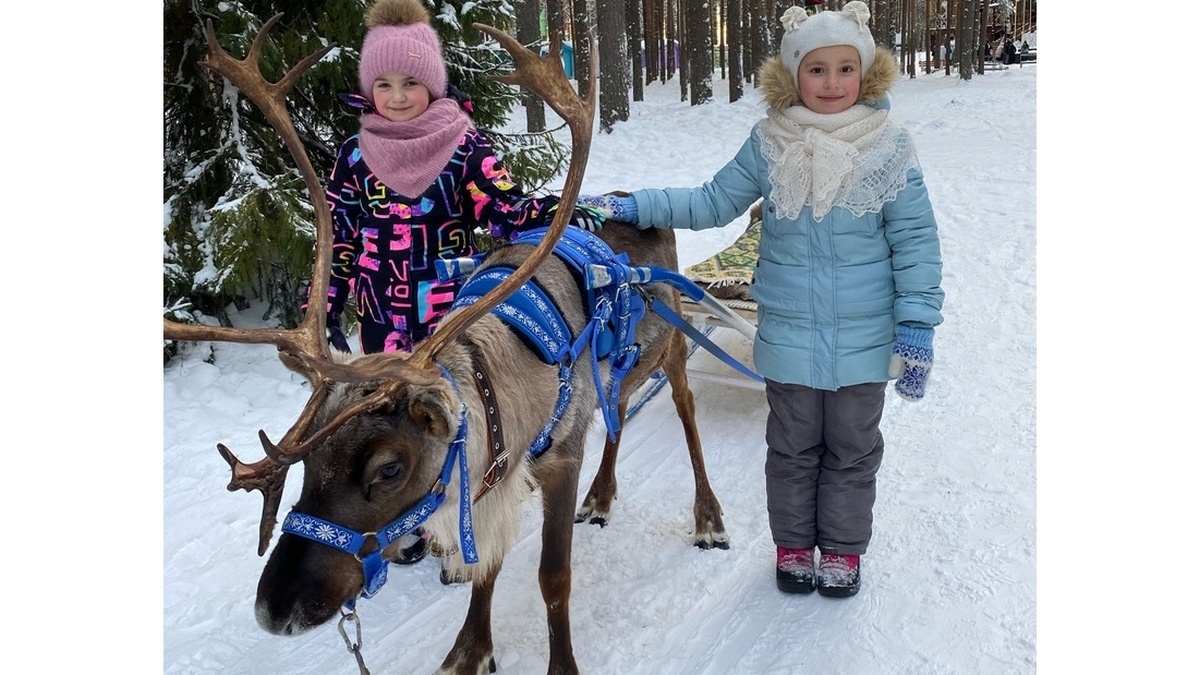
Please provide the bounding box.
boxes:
[474,451,511,502]
[612,343,641,373]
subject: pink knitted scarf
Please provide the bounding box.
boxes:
[358,97,472,199]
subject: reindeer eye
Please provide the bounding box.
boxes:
[378,462,403,481]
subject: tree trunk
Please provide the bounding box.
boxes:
[644,0,659,84]
[945,0,955,76]
[572,0,593,98]
[666,0,677,81]
[675,0,688,100]
[727,0,742,102]
[716,0,725,81]
[957,0,971,80]
[971,0,983,76]
[748,0,766,87]
[597,0,629,132]
[547,0,565,43]
[627,0,644,101]
[685,0,712,105]
[517,0,546,132]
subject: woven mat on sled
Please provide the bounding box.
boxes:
[684,218,760,302]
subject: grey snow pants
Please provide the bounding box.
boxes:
[764,380,887,555]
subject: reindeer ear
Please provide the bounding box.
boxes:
[407,385,456,440]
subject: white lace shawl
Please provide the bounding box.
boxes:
[757,103,919,221]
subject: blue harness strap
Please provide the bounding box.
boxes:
[443,228,762,446]
[449,228,650,442]
[454,265,572,364]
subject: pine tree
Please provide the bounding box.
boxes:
[163,0,567,335]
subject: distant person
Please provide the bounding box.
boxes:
[1021,40,1030,54]
[578,2,944,599]
[1003,38,1017,65]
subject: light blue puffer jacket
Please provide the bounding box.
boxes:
[631,112,943,390]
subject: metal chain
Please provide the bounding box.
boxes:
[338,607,371,675]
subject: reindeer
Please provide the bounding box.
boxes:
[164,15,727,675]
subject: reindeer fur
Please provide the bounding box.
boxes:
[255,226,727,675]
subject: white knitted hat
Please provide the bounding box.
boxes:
[779,2,877,86]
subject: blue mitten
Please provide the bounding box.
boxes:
[889,325,934,401]
[578,194,639,223]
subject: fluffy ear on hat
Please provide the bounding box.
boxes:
[779,5,810,32]
[365,0,432,29]
[842,1,871,28]
[859,45,898,104]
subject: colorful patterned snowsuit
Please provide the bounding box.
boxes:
[317,129,561,353]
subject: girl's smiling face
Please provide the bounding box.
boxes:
[371,72,431,122]
[796,45,862,114]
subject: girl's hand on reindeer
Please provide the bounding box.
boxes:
[569,204,606,232]
[888,325,934,401]
[545,199,606,232]
[578,194,639,224]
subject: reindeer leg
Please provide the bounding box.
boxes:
[663,332,730,550]
[438,570,500,675]
[540,458,582,675]
[575,416,623,527]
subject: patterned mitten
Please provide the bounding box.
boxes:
[888,325,934,401]
[545,200,606,232]
[569,204,606,232]
[578,194,639,223]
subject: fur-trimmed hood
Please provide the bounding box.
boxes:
[758,44,897,112]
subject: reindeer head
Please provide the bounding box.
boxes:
[164,13,596,633]
[254,353,462,633]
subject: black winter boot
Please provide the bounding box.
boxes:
[816,552,861,598]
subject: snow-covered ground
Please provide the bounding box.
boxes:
[17,6,1199,669]
[157,60,1040,674]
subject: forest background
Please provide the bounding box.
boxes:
[162,0,1034,344]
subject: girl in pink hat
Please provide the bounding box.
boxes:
[309,0,599,357]
[308,0,600,569]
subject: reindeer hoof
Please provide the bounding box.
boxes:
[574,510,609,527]
[694,534,731,550]
[489,657,497,673]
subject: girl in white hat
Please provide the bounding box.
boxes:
[581,2,944,598]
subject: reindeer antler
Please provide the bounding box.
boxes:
[165,16,598,556]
